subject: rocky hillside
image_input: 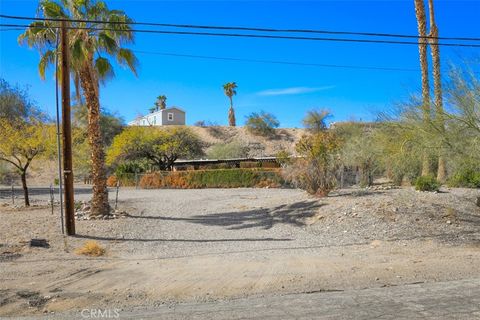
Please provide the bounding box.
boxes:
[190,126,306,157]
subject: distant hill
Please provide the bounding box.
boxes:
[189,126,306,157]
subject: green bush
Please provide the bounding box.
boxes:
[415,175,440,191]
[447,168,480,188]
[245,111,280,136]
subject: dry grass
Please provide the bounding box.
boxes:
[75,241,106,257]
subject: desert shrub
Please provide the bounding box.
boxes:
[162,171,189,188]
[447,168,480,188]
[207,141,249,159]
[336,123,382,187]
[415,175,440,191]
[139,172,164,189]
[75,241,106,257]
[245,111,280,136]
[275,150,293,167]
[106,175,118,187]
[193,120,207,127]
[287,131,340,196]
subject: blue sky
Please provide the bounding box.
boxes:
[0,0,479,127]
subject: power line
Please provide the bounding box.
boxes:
[0,27,24,31]
[1,13,480,42]
[132,50,421,72]
[1,23,480,48]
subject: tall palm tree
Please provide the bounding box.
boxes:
[155,95,167,110]
[413,0,432,176]
[427,0,447,182]
[223,82,237,126]
[19,0,138,217]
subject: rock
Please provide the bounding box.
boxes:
[446,220,452,224]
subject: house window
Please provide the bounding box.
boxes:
[168,113,174,121]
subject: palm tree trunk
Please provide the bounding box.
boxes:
[228,96,236,126]
[428,0,447,182]
[414,0,432,176]
[79,64,109,216]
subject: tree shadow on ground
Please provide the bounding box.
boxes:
[127,200,325,230]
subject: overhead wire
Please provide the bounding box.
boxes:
[1,23,480,48]
[1,13,480,42]
[132,50,421,72]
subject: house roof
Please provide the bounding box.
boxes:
[165,106,185,113]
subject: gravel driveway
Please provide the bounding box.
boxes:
[1,187,479,317]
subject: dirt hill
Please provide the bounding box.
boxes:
[190,126,306,157]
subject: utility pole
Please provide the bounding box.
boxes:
[61,20,75,235]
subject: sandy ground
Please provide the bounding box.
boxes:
[0,187,479,317]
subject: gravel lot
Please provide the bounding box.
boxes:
[1,186,479,317]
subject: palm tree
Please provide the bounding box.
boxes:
[223,82,237,126]
[19,0,138,217]
[413,0,432,176]
[155,95,167,110]
[427,0,447,182]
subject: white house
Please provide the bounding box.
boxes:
[128,107,186,126]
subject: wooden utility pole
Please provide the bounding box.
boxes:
[61,20,75,235]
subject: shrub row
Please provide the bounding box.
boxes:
[138,168,285,189]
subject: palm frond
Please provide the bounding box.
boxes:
[40,0,68,18]
[38,50,56,80]
[116,48,138,76]
[98,31,118,55]
[95,56,115,82]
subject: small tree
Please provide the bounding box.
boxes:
[107,127,203,170]
[335,123,381,187]
[245,111,280,136]
[0,120,53,206]
[302,109,331,133]
[0,79,45,123]
[293,131,340,196]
